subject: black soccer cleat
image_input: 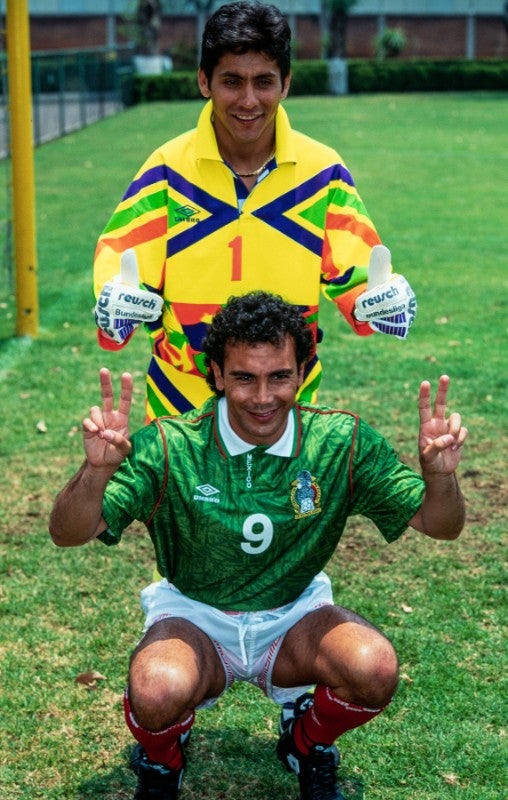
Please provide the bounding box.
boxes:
[130,743,185,800]
[279,691,316,735]
[276,723,344,800]
[278,692,340,766]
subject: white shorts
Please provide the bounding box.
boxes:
[140,572,334,707]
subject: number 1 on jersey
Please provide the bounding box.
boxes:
[228,235,242,281]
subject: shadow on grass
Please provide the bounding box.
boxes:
[76,732,365,799]
[0,333,34,363]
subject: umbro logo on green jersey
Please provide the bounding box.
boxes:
[194,484,220,504]
[196,484,219,496]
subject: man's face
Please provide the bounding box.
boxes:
[211,337,304,446]
[198,50,290,152]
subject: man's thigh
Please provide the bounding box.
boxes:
[272,605,397,696]
[130,617,227,706]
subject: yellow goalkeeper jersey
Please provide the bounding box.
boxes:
[94,102,381,420]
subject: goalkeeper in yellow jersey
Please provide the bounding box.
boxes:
[93,1,416,423]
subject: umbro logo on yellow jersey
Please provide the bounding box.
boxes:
[175,204,201,223]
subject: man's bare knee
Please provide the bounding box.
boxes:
[129,661,194,730]
[344,635,399,707]
[127,618,225,730]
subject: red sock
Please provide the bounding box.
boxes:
[123,689,194,769]
[293,684,387,755]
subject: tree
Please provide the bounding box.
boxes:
[322,0,358,59]
[375,27,407,60]
[185,0,217,63]
[136,0,162,55]
[133,0,216,67]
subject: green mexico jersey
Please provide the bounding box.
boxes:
[100,398,425,611]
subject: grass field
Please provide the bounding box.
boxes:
[0,93,506,799]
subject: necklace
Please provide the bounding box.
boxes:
[234,152,275,178]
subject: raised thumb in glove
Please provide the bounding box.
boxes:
[94,249,163,342]
[354,245,416,322]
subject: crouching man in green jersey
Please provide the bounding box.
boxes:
[49,292,467,800]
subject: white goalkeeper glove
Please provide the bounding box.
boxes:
[94,249,163,345]
[354,245,417,340]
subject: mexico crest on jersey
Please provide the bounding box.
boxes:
[290,470,322,519]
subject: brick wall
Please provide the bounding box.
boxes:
[30,17,114,51]
[29,14,508,60]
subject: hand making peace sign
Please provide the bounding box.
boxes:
[82,368,133,470]
[418,375,468,476]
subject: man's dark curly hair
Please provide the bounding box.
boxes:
[200,1,291,84]
[203,292,313,396]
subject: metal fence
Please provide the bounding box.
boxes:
[0,46,134,303]
[0,45,134,159]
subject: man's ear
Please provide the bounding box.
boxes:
[198,68,211,98]
[211,360,224,391]
[281,71,291,100]
[297,361,305,388]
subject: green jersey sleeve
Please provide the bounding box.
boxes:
[98,422,167,546]
[349,418,425,542]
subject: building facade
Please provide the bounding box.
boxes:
[23,1,508,60]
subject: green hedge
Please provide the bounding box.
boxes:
[290,60,330,95]
[131,70,201,103]
[131,59,508,103]
[348,58,508,93]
